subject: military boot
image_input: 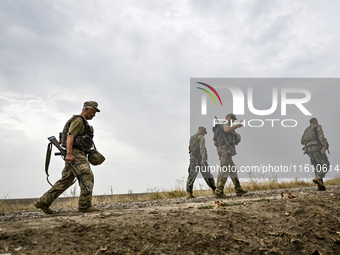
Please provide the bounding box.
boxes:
[232,178,248,197]
[210,184,216,195]
[215,178,228,198]
[78,206,100,213]
[34,200,54,214]
[186,192,195,199]
[313,177,326,191]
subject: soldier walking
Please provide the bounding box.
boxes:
[214,113,247,198]
[34,101,102,213]
[186,126,216,198]
[301,118,330,191]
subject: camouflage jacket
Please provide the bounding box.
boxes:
[301,124,327,149]
[189,133,207,160]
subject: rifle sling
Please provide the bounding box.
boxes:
[45,141,76,189]
[313,127,320,146]
[45,142,52,177]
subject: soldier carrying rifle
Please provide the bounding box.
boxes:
[301,117,330,191]
[34,101,104,214]
[213,113,248,198]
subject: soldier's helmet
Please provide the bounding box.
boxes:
[198,126,207,134]
[88,149,105,165]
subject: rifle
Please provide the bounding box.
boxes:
[48,136,90,193]
[214,116,237,156]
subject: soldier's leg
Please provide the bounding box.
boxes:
[186,158,200,195]
[313,153,330,179]
[215,147,229,197]
[200,162,216,192]
[215,177,228,197]
[36,165,75,208]
[73,149,95,210]
[309,147,329,191]
[231,178,248,196]
[228,158,248,196]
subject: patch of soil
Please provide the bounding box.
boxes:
[1,186,340,254]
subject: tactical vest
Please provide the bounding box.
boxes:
[60,115,94,154]
[303,125,329,150]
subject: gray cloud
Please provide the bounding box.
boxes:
[1,0,340,198]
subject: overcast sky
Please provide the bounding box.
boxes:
[1,0,340,198]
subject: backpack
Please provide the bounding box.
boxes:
[212,124,235,147]
[212,124,222,147]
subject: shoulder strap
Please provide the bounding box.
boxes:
[313,126,322,146]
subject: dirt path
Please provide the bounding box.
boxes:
[1,186,340,255]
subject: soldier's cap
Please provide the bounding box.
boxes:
[84,101,100,112]
[226,113,237,120]
[198,126,207,134]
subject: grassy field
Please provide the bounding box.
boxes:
[1,178,339,212]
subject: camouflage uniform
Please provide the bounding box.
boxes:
[215,121,246,197]
[301,124,330,179]
[36,103,99,212]
[38,148,94,210]
[186,132,216,195]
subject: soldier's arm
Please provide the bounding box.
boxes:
[65,117,83,163]
[317,125,327,150]
[65,135,75,164]
[224,123,242,133]
[300,132,305,145]
[199,135,207,161]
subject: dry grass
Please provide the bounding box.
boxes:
[0,200,34,212]
[1,178,339,212]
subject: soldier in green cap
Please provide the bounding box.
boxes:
[301,117,330,191]
[186,126,216,198]
[34,101,101,213]
[213,113,248,198]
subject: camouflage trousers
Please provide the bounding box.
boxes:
[215,146,243,195]
[186,157,216,193]
[307,145,330,178]
[38,148,94,210]
[216,146,239,180]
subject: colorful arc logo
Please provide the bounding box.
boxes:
[196,82,222,106]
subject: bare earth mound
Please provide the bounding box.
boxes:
[1,186,340,254]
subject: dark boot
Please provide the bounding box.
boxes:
[215,178,228,198]
[186,192,195,199]
[232,178,248,197]
[78,206,99,213]
[34,200,54,214]
[313,177,326,191]
[210,183,216,195]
